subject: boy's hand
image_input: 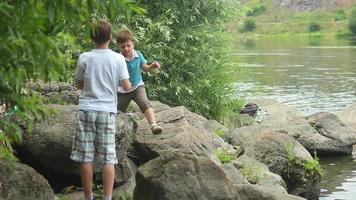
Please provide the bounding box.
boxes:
[151,61,161,69]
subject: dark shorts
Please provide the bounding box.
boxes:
[117,85,151,113]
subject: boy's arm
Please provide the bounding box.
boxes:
[121,79,132,91]
[142,61,161,72]
[76,54,85,90]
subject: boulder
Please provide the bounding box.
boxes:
[0,157,54,200]
[227,128,320,200]
[27,81,79,104]
[133,105,310,199]
[232,155,287,194]
[134,153,304,200]
[236,100,356,155]
[18,104,136,184]
[132,106,230,163]
[235,184,306,200]
[134,153,246,200]
[337,103,356,131]
[307,112,356,155]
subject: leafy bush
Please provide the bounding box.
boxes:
[241,162,263,184]
[0,0,141,159]
[214,128,225,137]
[246,5,266,17]
[112,0,242,120]
[349,7,356,35]
[216,147,235,163]
[309,22,321,32]
[0,0,244,159]
[243,18,256,32]
[284,144,323,181]
[333,9,346,21]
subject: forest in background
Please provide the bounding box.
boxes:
[0,0,244,159]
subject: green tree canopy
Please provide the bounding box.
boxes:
[349,7,356,35]
[0,0,142,159]
[111,0,243,119]
[0,0,243,159]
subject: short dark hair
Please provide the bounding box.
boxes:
[116,29,134,44]
[90,19,112,44]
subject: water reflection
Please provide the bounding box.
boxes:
[233,37,356,116]
[349,38,356,46]
[319,150,356,200]
[233,37,356,200]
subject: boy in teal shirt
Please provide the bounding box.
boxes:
[116,29,163,134]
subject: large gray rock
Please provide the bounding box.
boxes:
[134,153,304,200]
[133,105,310,199]
[132,106,221,163]
[0,157,54,200]
[228,128,320,200]
[257,102,307,125]
[27,81,79,104]
[235,184,306,200]
[19,104,136,184]
[238,100,356,155]
[232,155,287,194]
[337,103,356,131]
[307,112,356,155]
[134,153,246,200]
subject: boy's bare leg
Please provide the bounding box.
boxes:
[102,164,115,197]
[144,107,162,134]
[80,163,93,199]
[144,107,156,124]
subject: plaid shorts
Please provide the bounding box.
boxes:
[70,110,117,165]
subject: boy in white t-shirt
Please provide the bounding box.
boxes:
[70,19,131,200]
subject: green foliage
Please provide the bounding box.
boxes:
[93,183,104,198]
[214,128,225,138]
[0,0,141,159]
[216,147,235,163]
[111,0,242,120]
[349,7,356,35]
[247,5,266,17]
[243,18,256,32]
[309,122,322,130]
[0,0,243,159]
[336,29,351,38]
[284,144,323,181]
[54,195,70,200]
[241,162,263,184]
[235,0,353,36]
[309,22,321,32]
[303,152,323,180]
[333,9,346,21]
[219,99,247,128]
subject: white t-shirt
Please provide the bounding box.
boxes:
[76,49,129,113]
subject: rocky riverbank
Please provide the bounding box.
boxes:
[1,82,356,200]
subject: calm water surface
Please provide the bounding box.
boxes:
[233,37,356,116]
[232,37,356,200]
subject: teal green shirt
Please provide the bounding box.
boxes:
[125,50,147,87]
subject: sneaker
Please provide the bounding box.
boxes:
[151,124,163,134]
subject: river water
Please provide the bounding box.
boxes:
[232,37,356,200]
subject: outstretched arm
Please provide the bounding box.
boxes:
[142,61,161,72]
[121,79,132,91]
